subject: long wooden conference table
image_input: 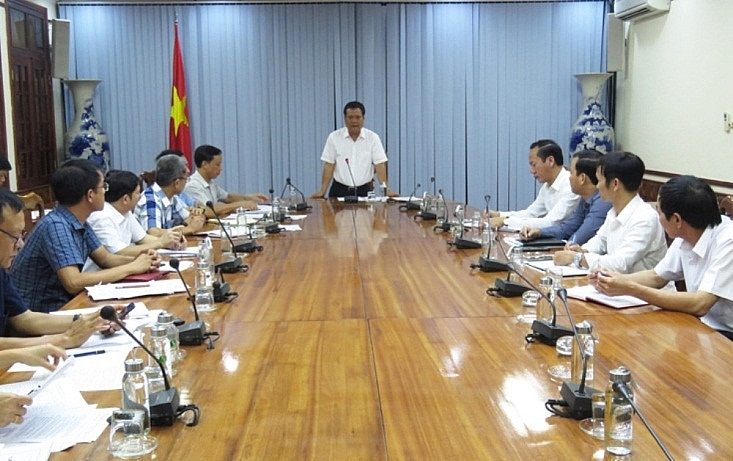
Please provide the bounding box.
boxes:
[45,199,733,459]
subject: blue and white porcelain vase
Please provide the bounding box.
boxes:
[64,79,110,173]
[570,72,614,154]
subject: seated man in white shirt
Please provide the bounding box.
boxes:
[83,170,184,272]
[591,176,733,339]
[184,144,268,218]
[554,151,667,273]
[489,139,580,230]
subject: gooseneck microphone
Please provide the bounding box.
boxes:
[284,177,310,211]
[100,306,181,426]
[206,201,260,266]
[548,288,600,420]
[400,182,422,211]
[433,189,452,232]
[168,258,206,346]
[343,158,359,203]
[447,204,481,249]
[471,194,508,272]
[613,380,675,461]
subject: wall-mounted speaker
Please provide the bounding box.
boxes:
[51,19,70,79]
[606,14,624,73]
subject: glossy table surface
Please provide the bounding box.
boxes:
[44,200,733,459]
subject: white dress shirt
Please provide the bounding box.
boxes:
[320,127,387,187]
[582,194,667,273]
[83,202,147,272]
[502,168,580,229]
[655,217,733,332]
[185,170,229,205]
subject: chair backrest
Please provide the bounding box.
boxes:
[140,170,156,188]
[17,192,45,232]
[720,196,733,217]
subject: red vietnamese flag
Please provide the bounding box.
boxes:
[169,21,192,167]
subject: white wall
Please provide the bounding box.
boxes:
[616,0,733,189]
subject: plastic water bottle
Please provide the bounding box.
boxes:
[156,311,181,374]
[536,276,555,323]
[605,366,634,455]
[272,197,282,222]
[471,211,481,241]
[145,326,169,394]
[122,358,150,433]
[195,260,215,313]
[289,185,298,209]
[236,206,247,234]
[571,320,594,382]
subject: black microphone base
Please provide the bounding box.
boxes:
[476,256,508,272]
[215,256,248,274]
[234,241,262,254]
[344,195,359,203]
[416,211,437,221]
[405,201,421,211]
[178,320,206,346]
[451,238,482,249]
[530,320,574,346]
[291,202,309,211]
[434,220,451,232]
[150,387,180,426]
[494,278,531,297]
[214,281,232,302]
[560,381,601,420]
[265,223,282,234]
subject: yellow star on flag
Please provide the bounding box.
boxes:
[170,86,189,136]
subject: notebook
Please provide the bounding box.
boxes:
[566,284,649,309]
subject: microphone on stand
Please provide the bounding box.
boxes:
[433,189,452,232]
[549,288,601,420]
[206,201,261,266]
[613,380,675,461]
[471,194,508,272]
[100,306,181,426]
[168,258,206,346]
[415,181,438,221]
[430,176,436,196]
[343,158,359,203]
[481,238,530,295]
[400,182,422,211]
[447,204,482,249]
[284,177,310,211]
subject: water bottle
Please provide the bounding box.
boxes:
[236,206,247,234]
[605,366,634,456]
[145,326,169,394]
[471,211,481,241]
[157,311,181,374]
[289,185,298,209]
[121,358,150,433]
[379,182,387,198]
[195,259,215,313]
[570,320,594,382]
[272,197,282,222]
[536,276,555,323]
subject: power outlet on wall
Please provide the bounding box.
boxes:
[724,113,733,133]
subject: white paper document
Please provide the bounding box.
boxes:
[85,278,187,300]
[566,284,649,309]
[157,246,199,258]
[526,259,589,277]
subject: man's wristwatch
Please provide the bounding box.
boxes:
[72,314,82,322]
[573,252,583,269]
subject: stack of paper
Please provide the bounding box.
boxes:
[566,284,649,309]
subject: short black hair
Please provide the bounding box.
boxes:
[659,175,722,230]
[155,154,188,187]
[572,149,603,185]
[193,145,222,168]
[0,157,12,171]
[156,149,185,161]
[0,188,23,225]
[105,170,142,203]
[530,139,563,166]
[343,101,365,117]
[51,159,102,206]
[598,151,645,193]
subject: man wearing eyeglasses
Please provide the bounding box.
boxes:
[134,154,205,235]
[9,159,160,313]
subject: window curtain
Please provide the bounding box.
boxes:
[58,1,606,209]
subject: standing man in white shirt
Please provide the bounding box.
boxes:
[554,151,667,273]
[592,175,733,339]
[311,101,398,199]
[489,140,580,230]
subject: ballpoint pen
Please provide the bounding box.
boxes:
[73,350,106,358]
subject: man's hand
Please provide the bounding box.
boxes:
[61,312,110,348]
[0,393,32,427]
[246,193,270,203]
[386,189,399,198]
[520,227,541,241]
[130,250,159,274]
[489,216,506,229]
[592,270,630,296]
[185,214,206,233]
[310,191,326,199]
[159,227,183,250]
[11,344,67,372]
[553,250,577,266]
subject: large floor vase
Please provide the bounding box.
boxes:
[64,79,110,172]
[570,72,614,154]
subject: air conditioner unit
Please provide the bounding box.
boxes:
[614,0,670,22]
